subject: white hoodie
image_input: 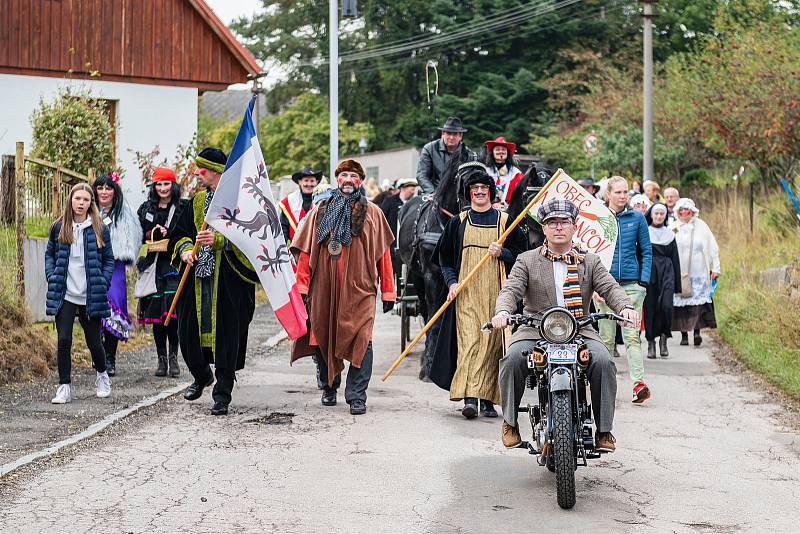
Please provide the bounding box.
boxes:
[65,218,93,305]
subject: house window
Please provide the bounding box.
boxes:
[367,166,379,180]
[97,99,118,160]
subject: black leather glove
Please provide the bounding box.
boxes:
[382,301,395,314]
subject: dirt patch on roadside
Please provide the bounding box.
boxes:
[0,295,55,384]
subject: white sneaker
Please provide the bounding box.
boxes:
[96,371,112,398]
[51,384,71,404]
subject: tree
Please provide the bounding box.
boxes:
[29,86,116,176]
[259,93,373,177]
[663,5,800,183]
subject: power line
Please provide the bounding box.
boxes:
[339,0,555,60]
[340,0,583,63]
[338,0,551,57]
[338,3,621,77]
[299,0,584,67]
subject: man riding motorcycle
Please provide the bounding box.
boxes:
[490,200,638,452]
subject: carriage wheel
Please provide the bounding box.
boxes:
[400,302,410,351]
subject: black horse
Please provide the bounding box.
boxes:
[397,146,475,380]
[505,163,557,250]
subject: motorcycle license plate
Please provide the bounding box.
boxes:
[547,344,578,364]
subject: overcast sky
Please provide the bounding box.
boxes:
[204,0,263,25]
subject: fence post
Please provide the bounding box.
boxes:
[88,168,95,184]
[15,141,25,300]
[52,166,62,218]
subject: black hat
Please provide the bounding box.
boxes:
[578,177,595,188]
[438,116,468,133]
[459,161,496,201]
[195,147,228,173]
[291,166,323,184]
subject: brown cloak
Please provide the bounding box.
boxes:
[290,199,394,384]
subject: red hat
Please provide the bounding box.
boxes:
[152,167,177,183]
[485,136,516,155]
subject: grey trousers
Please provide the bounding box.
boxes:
[316,342,374,404]
[499,338,617,432]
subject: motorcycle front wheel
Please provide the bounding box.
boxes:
[551,390,576,509]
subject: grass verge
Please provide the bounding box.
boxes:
[704,191,800,401]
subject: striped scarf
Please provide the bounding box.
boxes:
[542,245,586,318]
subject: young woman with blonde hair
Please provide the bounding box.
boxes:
[45,182,115,404]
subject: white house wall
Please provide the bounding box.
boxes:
[0,73,197,208]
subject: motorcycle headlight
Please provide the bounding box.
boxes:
[539,308,578,344]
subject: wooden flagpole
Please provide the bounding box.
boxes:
[164,221,207,327]
[381,169,562,381]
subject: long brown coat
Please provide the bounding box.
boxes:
[495,246,632,344]
[290,200,394,383]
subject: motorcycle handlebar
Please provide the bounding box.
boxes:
[481,311,635,332]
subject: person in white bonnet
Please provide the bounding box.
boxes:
[670,197,721,347]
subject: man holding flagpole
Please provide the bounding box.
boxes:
[169,147,259,415]
[290,159,395,415]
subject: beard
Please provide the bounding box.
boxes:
[339,182,357,194]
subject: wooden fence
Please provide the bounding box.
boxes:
[0,141,92,303]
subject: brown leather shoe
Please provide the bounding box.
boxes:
[502,422,522,448]
[596,432,616,452]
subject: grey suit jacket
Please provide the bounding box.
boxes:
[495,247,632,344]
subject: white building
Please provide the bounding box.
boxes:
[343,147,421,187]
[0,0,260,207]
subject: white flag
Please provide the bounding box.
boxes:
[205,97,307,339]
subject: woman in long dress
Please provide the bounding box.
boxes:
[671,198,721,347]
[644,203,681,358]
[93,172,142,376]
[137,167,186,377]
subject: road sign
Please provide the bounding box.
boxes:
[583,131,599,156]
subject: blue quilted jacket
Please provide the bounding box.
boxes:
[609,208,652,285]
[45,221,115,318]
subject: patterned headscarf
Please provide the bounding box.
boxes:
[316,187,364,247]
[541,245,586,318]
[195,190,215,278]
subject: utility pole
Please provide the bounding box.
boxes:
[329,0,339,179]
[642,0,655,183]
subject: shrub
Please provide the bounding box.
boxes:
[29,86,116,177]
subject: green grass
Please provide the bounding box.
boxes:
[705,192,800,401]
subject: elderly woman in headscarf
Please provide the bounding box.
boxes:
[671,198,721,347]
[643,203,682,359]
[630,193,652,214]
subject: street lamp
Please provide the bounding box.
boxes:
[359,138,367,154]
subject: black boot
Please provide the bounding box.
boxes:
[693,329,703,346]
[106,353,116,377]
[155,352,168,377]
[680,332,689,346]
[647,340,657,359]
[321,388,337,406]
[480,400,498,418]
[168,352,180,378]
[462,398,478,419]
[659,335,669,358]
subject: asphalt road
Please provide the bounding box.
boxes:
[0,306,799,533]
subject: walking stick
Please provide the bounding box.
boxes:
[381,169,562,381]
[164,222,207,327]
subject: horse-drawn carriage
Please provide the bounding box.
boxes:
[393,264,420,351]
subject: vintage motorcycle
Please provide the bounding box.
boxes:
[483,307,629,509]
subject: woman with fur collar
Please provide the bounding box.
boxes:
[93,172,143,376]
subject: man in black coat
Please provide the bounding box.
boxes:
[416,117,476,194]
[380,177,418,282]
